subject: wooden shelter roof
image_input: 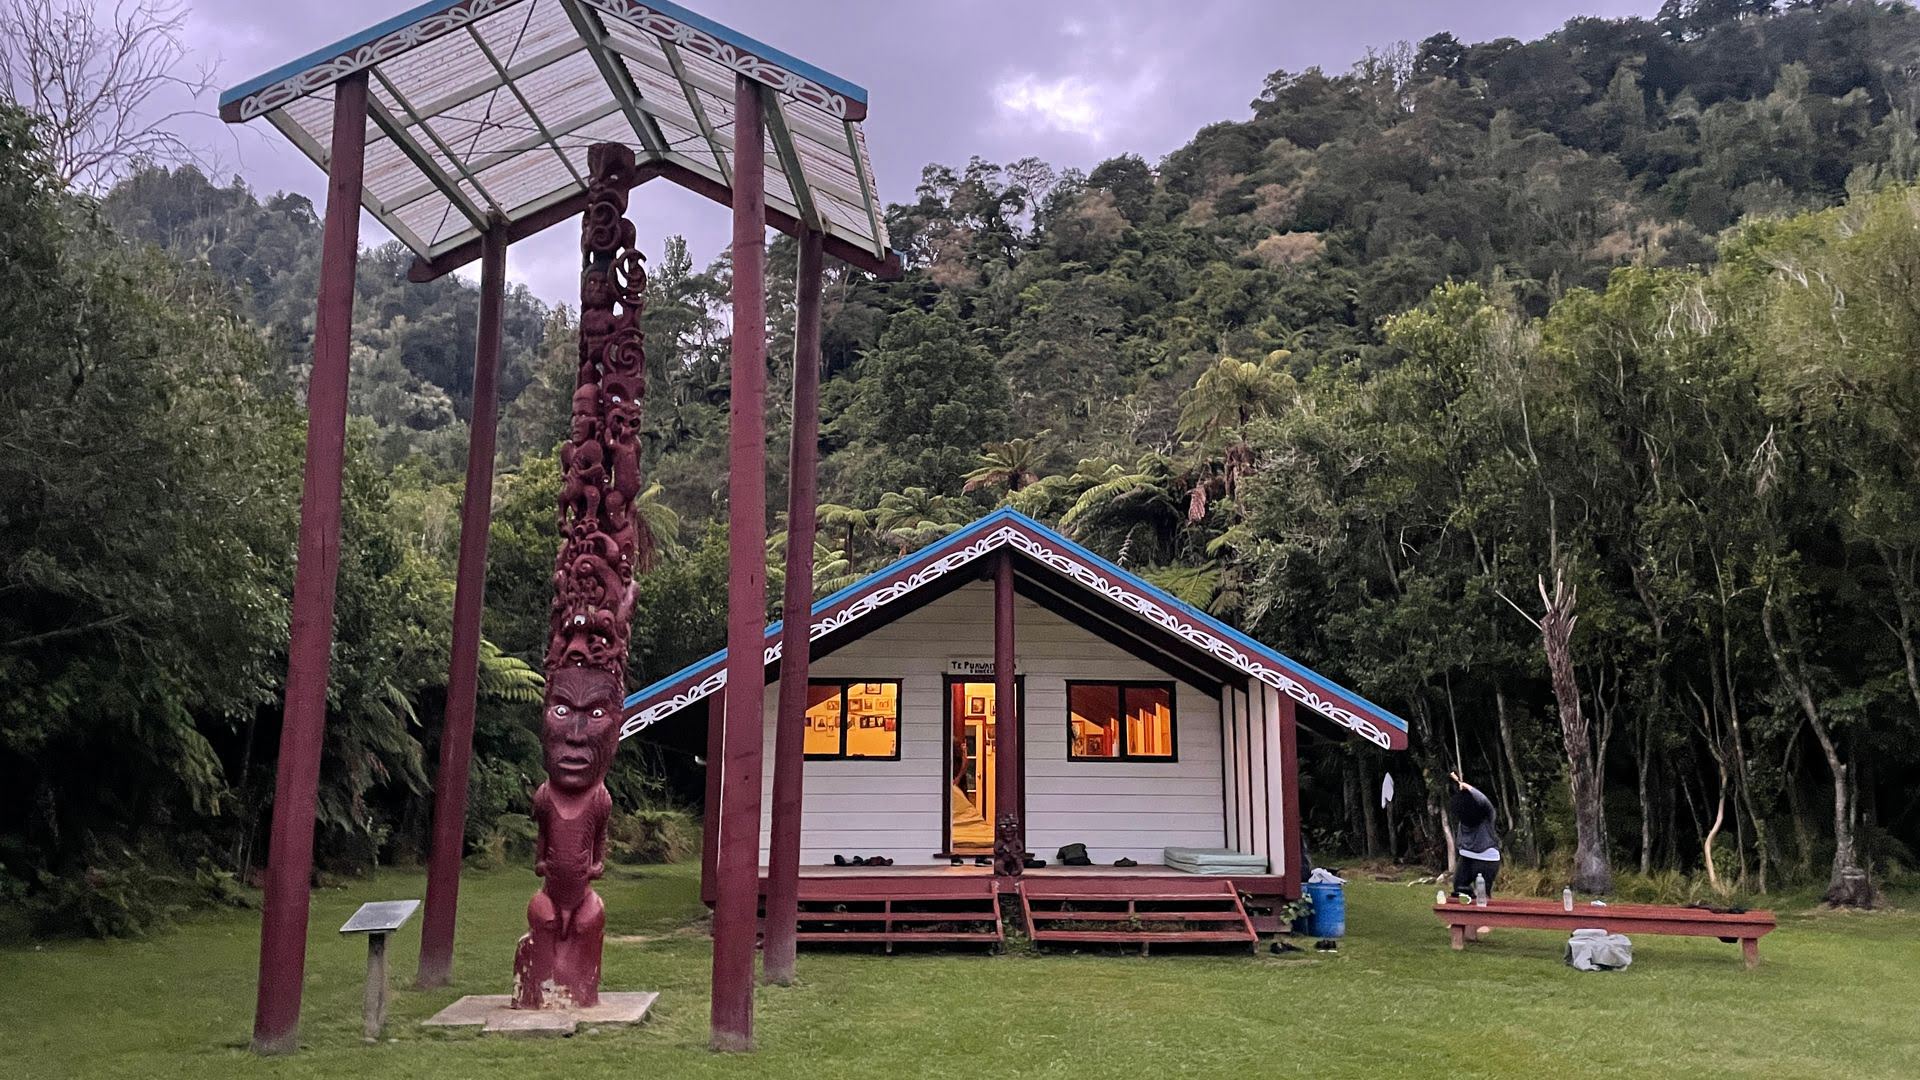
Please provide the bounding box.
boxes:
[220,0,900,278]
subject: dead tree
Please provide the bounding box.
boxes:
[0,0,215,190]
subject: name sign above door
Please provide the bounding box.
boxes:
[949,658,1018,677]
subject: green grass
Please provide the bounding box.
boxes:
[3,863,1917,1079]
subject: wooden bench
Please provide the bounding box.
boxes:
[1433,898,1776,968]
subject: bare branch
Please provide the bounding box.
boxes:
[0,0,218,191]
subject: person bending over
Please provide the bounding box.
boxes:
[1449,771,1500,901]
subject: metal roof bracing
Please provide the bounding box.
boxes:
[220,0,897,278]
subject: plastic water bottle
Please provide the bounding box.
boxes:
[1436,889,1447,906]
[1473,873,1488,907]
[1562,886,1574,911]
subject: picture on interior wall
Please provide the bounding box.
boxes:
[969,695,986,715]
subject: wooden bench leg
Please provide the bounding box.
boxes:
[1741,938,1759,969]
[1450,924,1466,951]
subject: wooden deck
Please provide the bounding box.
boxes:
[748,864,1295,949]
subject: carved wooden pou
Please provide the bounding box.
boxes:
[513,143,649,1010]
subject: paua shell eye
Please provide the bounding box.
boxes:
[553,705,570,717]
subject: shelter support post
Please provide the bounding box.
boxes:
[994,552,1022,875]
[417,225,509,988]
[1278,692,1302,897]
[763,228,825,986]
[711,73,769,1053]
[251,69,370,1056]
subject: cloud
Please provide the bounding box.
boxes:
[993,73,1108,140]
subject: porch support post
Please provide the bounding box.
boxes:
[1277,692,1302,897]
[251,69,369,1056]
[763,228,825,987]
[711,72,768,1053]
[417,225,509,989]
[701,693,723,906]
[993,551,1021,875]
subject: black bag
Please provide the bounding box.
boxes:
[1057,843,1093,866]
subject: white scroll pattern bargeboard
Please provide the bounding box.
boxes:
[621,524,1395,749]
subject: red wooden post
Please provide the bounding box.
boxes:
[711,73,769,1053]
[701,693,723,906]
[251,70,369,1056]
[762,228,825,986]
[417,225,509,989]
[1277,692,1302,898]
[993,552,1021,874]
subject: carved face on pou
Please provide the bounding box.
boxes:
[541,666,622,794]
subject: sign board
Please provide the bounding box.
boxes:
[339,899,420,935]
[948,658,1019,677]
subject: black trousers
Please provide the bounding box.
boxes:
[1452,855,1500,899]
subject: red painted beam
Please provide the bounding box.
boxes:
[993,552,1021,873]
[251,70,370,1056]
[1277,693,1302,899]
[761,228,824,987]
[710,74,769,1054]
[416,225,508,989]
[406,159,902,283]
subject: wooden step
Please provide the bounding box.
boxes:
[762,879,1004,951]
[1018,878,1258,952]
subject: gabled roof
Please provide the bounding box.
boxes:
[219,0,897,277]
[621,509,1410,750]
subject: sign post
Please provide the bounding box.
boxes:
[339,900,420,1042]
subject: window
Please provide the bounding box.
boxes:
[1068,681,1176,761]
[804,680,901,760]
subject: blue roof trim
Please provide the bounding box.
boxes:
[221,0,868,112]
[637,0,868,105]
[220,0,465,109]
[623,508,1407,737]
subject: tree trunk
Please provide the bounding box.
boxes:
[1493,685,1537,866]
[1759,597,1871,906]
[1534,571,1612,893]
[1636,736,1654,877]
[1358,755,1384,858]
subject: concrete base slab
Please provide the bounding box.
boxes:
[423,992,658,1037]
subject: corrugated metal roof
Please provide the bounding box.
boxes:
[220,0,891,269]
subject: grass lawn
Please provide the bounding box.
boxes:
[2,862,1916,1079]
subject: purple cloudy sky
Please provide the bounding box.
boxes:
[182,0,1656,303]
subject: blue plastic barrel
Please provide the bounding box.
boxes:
[1303,880,1346,938]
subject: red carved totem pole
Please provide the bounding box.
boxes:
[513,143,648,1010]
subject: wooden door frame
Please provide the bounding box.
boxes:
[938,673,1026,857]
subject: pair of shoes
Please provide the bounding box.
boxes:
[832,854,849,866]
[1023,856,1047,869]
[973,856,991,866]
[1271,940,1303,954]
[950,857,964,866]
[1314,939,1338,952]
[1113,857,1138,868]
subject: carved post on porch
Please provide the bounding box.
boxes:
[763,228,825,986]
[993,552,1022,876]
[251,69,369,1056]
[711,73,770,1053]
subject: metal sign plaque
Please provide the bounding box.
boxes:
[339,899,420,935]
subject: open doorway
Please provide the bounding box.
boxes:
[943,676,1024,855]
